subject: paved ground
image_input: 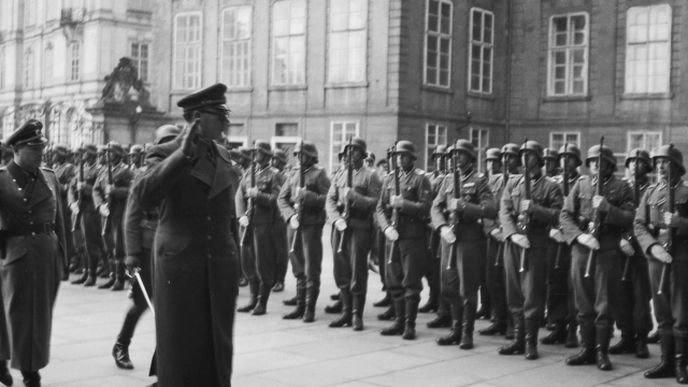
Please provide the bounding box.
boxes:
[30,228,675,386]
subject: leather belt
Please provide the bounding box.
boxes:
[5,222,55,237]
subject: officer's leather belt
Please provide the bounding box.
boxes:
[5,222,55,237]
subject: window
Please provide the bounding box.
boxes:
[468,8,493,94]
[425,124,448,171]
[548,13,588,96]
[69,42,80,81]
[24,0,35,27]
[221,6,252,88]
[625,5,671,94]
[272,0,306,85]
[628,131,662,153]
[549,131,580,151]
[470,128,489,173]
[174,12,202,90]
[131,42,149,83]
[330,121,359,173]
[328,0,366,83]
[424,0,452,87]
[43,44,53,85]
[226,123,248,149]
[275,123,299,137]
[24,47,34,88]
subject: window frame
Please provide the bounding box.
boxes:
[425,123,448,171]
[423,0,453,88]
[547,12,589,97]
[220,5,253,89]
[627,131,662,154]
[271,0,307,87]
[329,121,360,173]
[469,127,489,173]
[68,41,80,82]
[43,43,54,86]
[549,131,581,150]
[130,41,150,83]
[327,0,368,84]
[173,11,203,91]
[468,7,494,94]
[23,47,34,88]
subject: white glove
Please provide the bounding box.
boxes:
[105,184,114,197]
[384,226,399,241]
[289,215,300,229]
[510,234,530,249]
[70,203,79,214]
[99,204,110,217]
[619,238,635,257]
[664,211,679,228]
[519,199,532,213]
[650,244,673,264]
[390,195,404,209]
[334,218,347,231]
[548,228,564,243]
[592,195,608,211]
[246,187,259,198]
[576,233,600,250]
[76,182,85,191]
[440,226,456,244]
[489,228,503,242]
[239,216,249,227]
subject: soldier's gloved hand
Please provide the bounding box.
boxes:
[548,228,564,243]
[390,195,404,209]
[447,198,466,212]
[619,238,635,257]
[105,184,114,197]
[125,255,141,273]
[246,187,259,199]
[77,181,85,192]
[69,202,79,214]
[334,218,347,231]
[592,195,609,212]
[384,226,399,241]
[289,215,300,229]
[182,118,201,158]
[98,204,110,217]
[576,233,600,250]
[664,211,680,228]
[510,234,530,249]
[440,226,456,244]
[520,199,532,214]
[238,216,249,227]
[650,244,673,264]
[490,227,503,242]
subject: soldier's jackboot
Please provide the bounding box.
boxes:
[111,260,126,291]
[645,331,675,379]
[427,298,452,328]
[83,260,98,287]
[676,337,688,384]
[648,330,660,344]
[237,281,260,313]
[635,331,650,359]
[380,298,405,336]
[373,293,391,308]
[20,370,40,387]
[566,322,596,366]
[476,287,490,320]
[595,326,613,371]
[324,299,342,314]
[377,305,396,321]
[402,296,419,340]
[479,311,507,335]
[437,303,463,345]
[565,323,579,348]
[541,322,567,345]
[303,288,319,323]
[460,302,476,350]
[352,295,365,331]
[329,291,352,328]
[99,259,116,289]
[71,269,88,285]
[499,317,525,355]
[505,315,515,340]
[112,340,134,370]
[609,330,635,355]
[283,287,306,319]
[283,295,298,306]
[252,285,271,316]
[524,318,539,360]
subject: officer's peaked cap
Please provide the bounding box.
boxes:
[6,119,47,148]
[176,83,230,115]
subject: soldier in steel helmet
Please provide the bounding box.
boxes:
[561,143,634,371]
[128,144,144,171]
[325,137,382,331]
[52,144,78,279]
[376,140,432,340]
[431,139,497,349]
[236,139,284,316]
[498,140,563,360]
[544,148,560,178]
[271,149,290,293]
[541,144,584,349]
[608,149,654,359]
[278,141,331,323]
[635,144,688,384]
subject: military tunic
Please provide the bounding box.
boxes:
[68,162,104,277]
[93,162,134,262]
[54,161,77,265]
[424,170,446,310]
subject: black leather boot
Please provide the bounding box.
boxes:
[352,295,364,331]
[111,260,126,291]
[21,370,40,387]
[644,331,675,379]
[112,340,134,369]
[418,294,438,314]
[427,312,451,328]
[459,302,475,350]
[676,337,688,384]
[381,298,405,336]
[71,270,88,285]
[377,306,396,321]
[324,300,342,314]
[540,322,567,345]
[648,330,660,344]
[252,285,271,316]
[524,318,539,360]
[402,296,419,340]
[479,321,506,336]
[565,323,579,348]
[329,291,352,327]
[99,258,116,289]
[303,288,319,323]
[596,326,613,371]
[237,281,259,313]
[635,331,650,359]
[566,322,596,366]
[436,321,462,346]
[283,287,306,319]
[373,293,391,307]
[283,296,298,306]
[499,317,525,355]
[0,360,12,386]
[609,330,635,355]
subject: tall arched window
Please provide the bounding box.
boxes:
[43,43,54,85]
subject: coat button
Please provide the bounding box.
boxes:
[31,232,36,236]
[23,198,27,202]
[29,221,34,225]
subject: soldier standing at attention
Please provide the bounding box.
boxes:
[326,138,381,331]
[432,140,496,349]
[376,141,432,340]
[278,141,331,323]
[271,149,289,293]
[0,120,67,387]
[561,144,634,371]
[52,145,77,280]
[236,140,283,316]
[635,145,688,384]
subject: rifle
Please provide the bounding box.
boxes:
[517,138,530,273]
[658,144,675,295]
[290,143,306,253]
[337,137,353,254]
[387,142,400,265]
[495,153,509,267]
[72,145,85,232]
[585,136,605,278]
[446,148,461,270]
[240,148,256,247]
[621,149,641,281]
[101,143,114,236]
[554,144,570,270]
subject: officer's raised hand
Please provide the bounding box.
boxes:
[440,226,456,244]
[510,234,530,249]
[181,118,201,159]
[592,195,609,212]
[650,244,673,264]
[576,233,600,250]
